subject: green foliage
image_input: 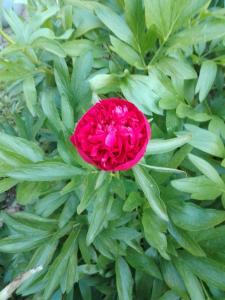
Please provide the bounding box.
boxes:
[0,0,225,299]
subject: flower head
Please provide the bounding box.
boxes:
[70,98,151,171]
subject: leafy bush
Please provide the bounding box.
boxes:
[0,0,225,299]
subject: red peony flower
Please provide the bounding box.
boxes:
[70,98,151,171]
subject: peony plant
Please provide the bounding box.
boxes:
[0,0,225,300]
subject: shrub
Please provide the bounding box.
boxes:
[0,0,225,299]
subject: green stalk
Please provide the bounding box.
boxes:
[0,28,15,45]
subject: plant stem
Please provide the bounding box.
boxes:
[149,40,166,65]
[205,100,213,115]
[148,13,180,66]
[0,28,15,45]
[0,266,43,300]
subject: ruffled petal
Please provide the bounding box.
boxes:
[70,98,151,171]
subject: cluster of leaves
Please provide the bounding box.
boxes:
[0,0,225,299]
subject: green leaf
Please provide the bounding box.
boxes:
[77,173,98,214]
[121,75,162,115]
[55,29,74,40]
[62,5,73,30]
[0,60,34,82]
[27,239,58,269]
[94,233,118,258]
[209,116,225,140]
[151,283,172,300]
[73,6,102,37]
[78,264,98,276]
[109,227,141,242]
[124,0,145,51]
[5,162,86,181]
[196,225,225,253]
[168,222,205,257]
[188,153,224,186]
[195,61,217,102]
[168,200,225,231]
[142,208,169,259]
[123,191,143,212]
[0,178,18,193]
[30,6,59,31]
[139,163,185,174]
[95,4,134,45]
[43,229,80,299]
[35,192,69,217]
[71,51,93,104]
[126,248,162,279]
[144,0,208,40]
[111,178,126,199]
[179,251,225,291]
[171,176,223,200]
[176,103,211,122]
[0,211,56,235]
[116,257,133,300]
[61,94,74,131]
[222,159,225,168]
[159,291,180,300]
[146,135,192,155]
[33,38,66,57]
[169,144,193,169]
[16,182,45,205]
[64,248,78,293]
[0,234,50,253]
[174,258,205,300]
[86,182,110,245]
[94,232,121,260]
[160,260,188,299]
[170,19,225,47]
[159,97,180,110]
[89,73,120,94]
[64,0,99,10]
[133,165,168,221]
[57,137,79,165]
[41,90,64,133]
[79,281,92,300]
[178,124,225,158]
[157,57,197,80]
[60,178,82,195]
[3,9,25,41]
[62,39,104,57]
[78,230,93,264]
[110,36,144,68]
[10,212,56,231]
[59,193,79,228]
[144,0,177,38]
[148,68,181,109]
[0,132,44,163]
[95,171,109,190]
[54,58,73,102]
[28,28,55,43]
[23,76,37,116]
[0,148,29,167]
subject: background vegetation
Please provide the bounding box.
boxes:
[0,0,225,299]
